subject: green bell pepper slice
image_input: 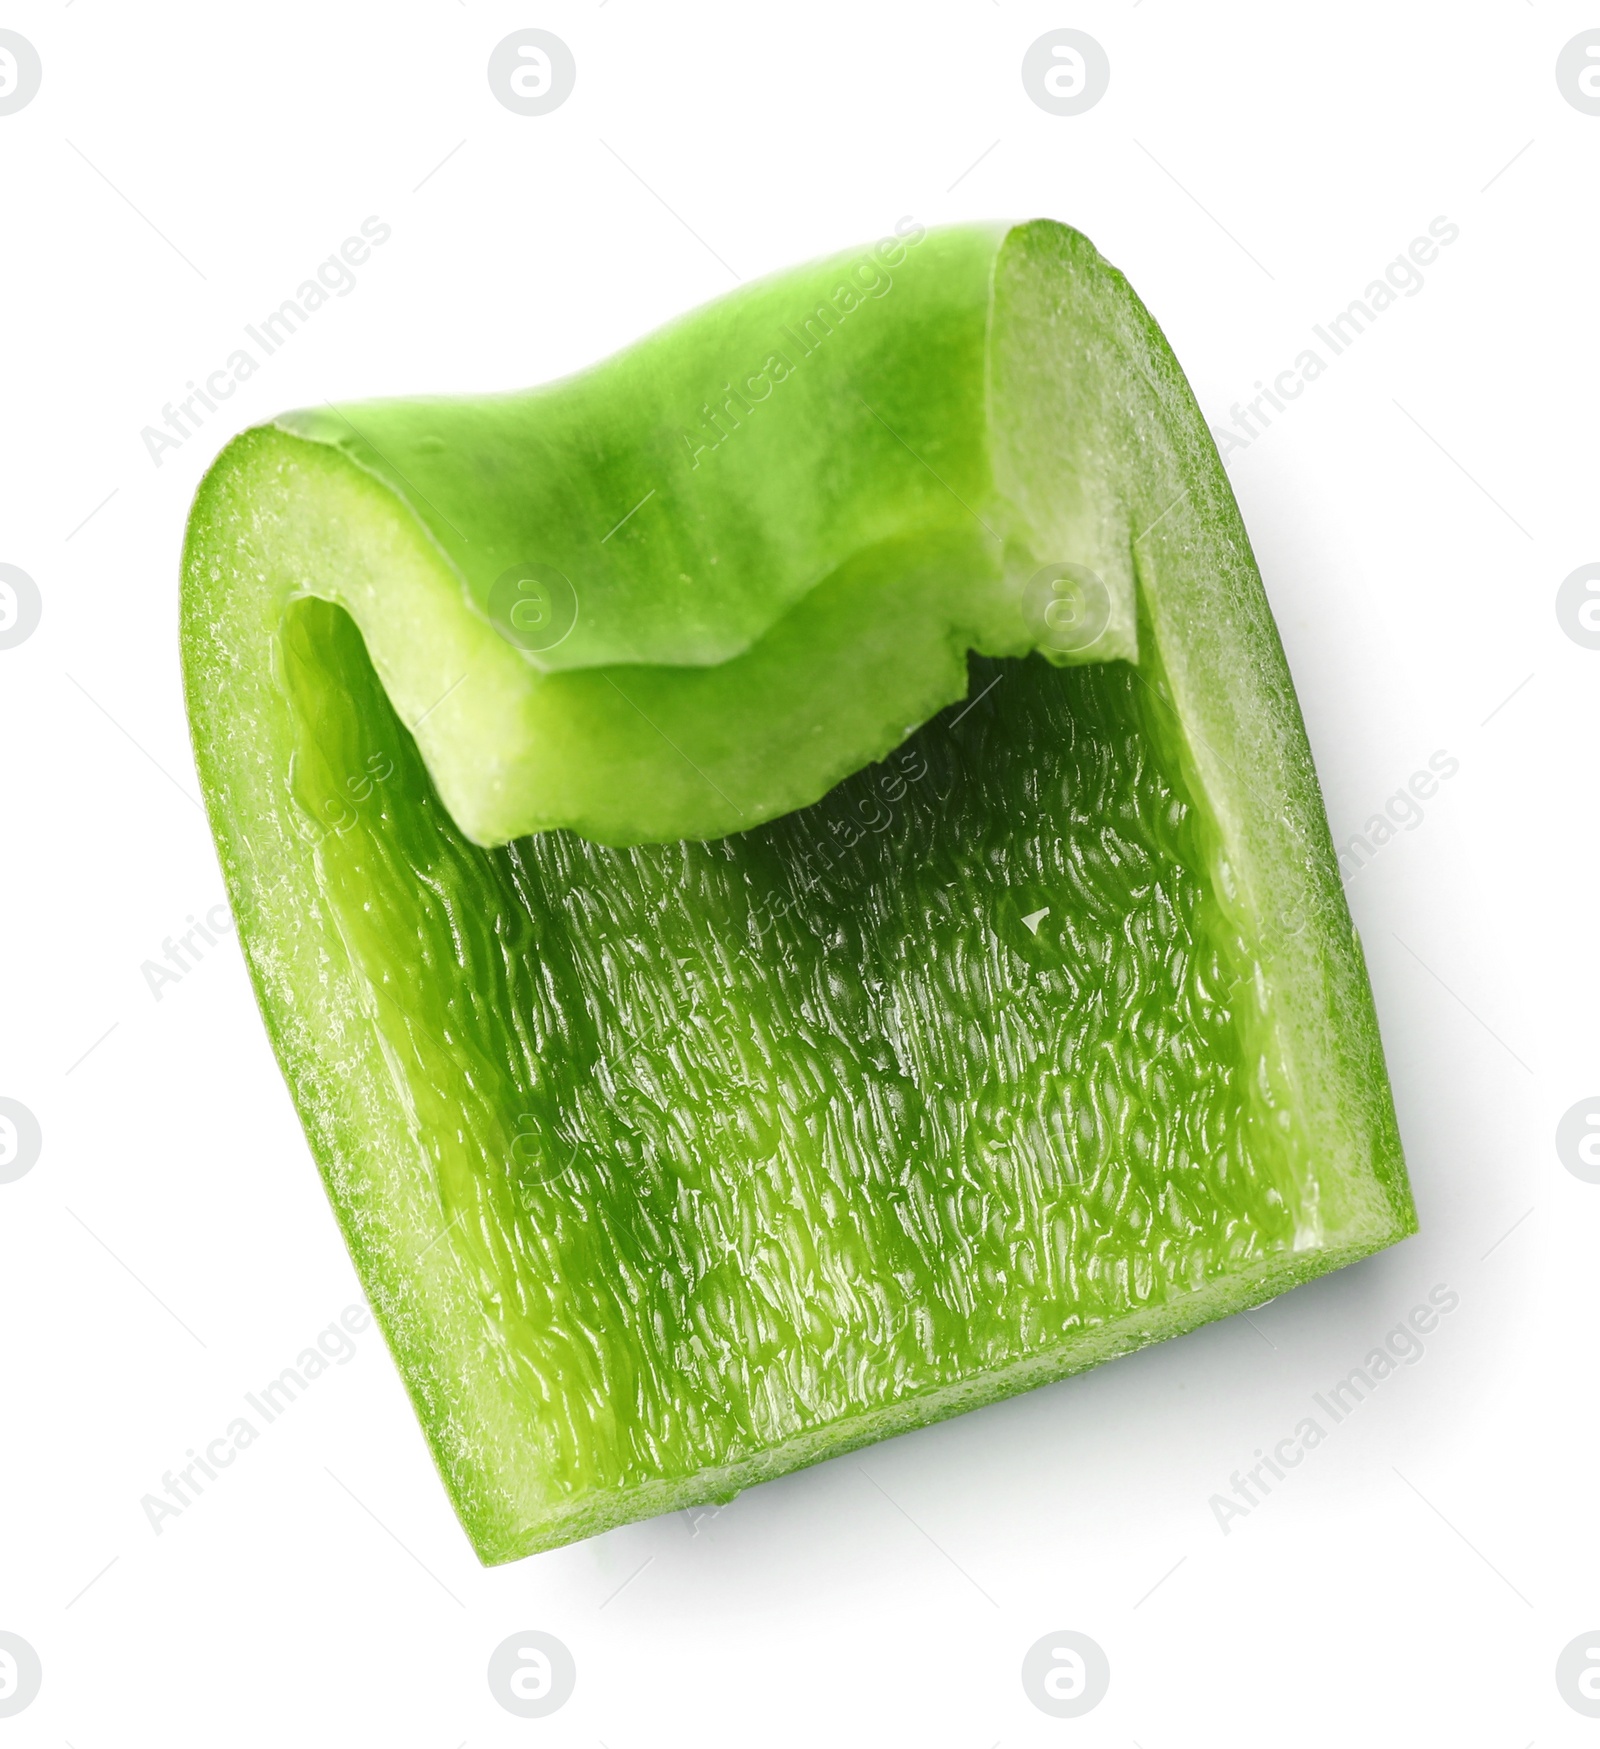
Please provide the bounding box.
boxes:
[182,218,1413,1562]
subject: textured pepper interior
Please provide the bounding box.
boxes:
[282,597,1306,1497]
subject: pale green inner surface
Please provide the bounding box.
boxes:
[285,594,1303,1498]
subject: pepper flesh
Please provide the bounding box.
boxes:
[182,219,1414,1562]
[260,220,1144,847]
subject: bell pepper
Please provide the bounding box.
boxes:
[181,218,1414,1562]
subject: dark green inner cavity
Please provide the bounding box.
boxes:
[282,598,1299,1494]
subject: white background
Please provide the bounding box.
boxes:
[1,3,1593,1743]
